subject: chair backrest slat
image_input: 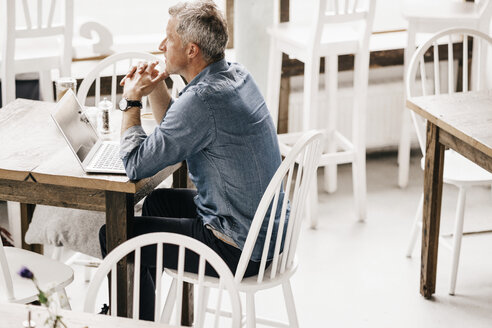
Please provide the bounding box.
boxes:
[352,0,359,13]
[173,245,185,325]
[195,256,206,328]
[257,187,281,283]
[214,281,225,328]
[47,0,56,27]
[432,42,441,95]
[37,0,42,28]
[110,264,117,316]
[448,36,455,94]
[420,58,428,97]
[21,0,32,29]
[133,248,141,319]
[154,243,163,321]
[270,164,294,279]
[463,35,469,92]
[280,158,304,273]
[111,65,117,109]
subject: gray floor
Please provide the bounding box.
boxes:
[2,152,492,327]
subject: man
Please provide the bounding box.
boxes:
[99,0,284,320]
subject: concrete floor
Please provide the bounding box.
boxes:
[2,152,492,327]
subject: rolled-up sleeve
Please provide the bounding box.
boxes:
[120,91,215,180]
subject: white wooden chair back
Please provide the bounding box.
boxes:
[0,239,15,301]
[274,0,376,53]
[1,0,73,105]
[83,232,242,327]
[77,52,186,110]
[234,131,323,283]
[406,27,492,156]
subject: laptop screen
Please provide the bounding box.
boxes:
[52,89,99,163]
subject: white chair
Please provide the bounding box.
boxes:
[404,27,492,295]
[77,51,186,110]
[0,0,74,107]
[397,0,492,188]
[266,0,376,226]
[83,232,242,327]
[0,238,73,308]
[163,131,323,328]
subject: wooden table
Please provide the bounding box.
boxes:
[0,302,180,328]
[0,99,192,320]
[406,89,492,299]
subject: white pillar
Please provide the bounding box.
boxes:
[234,0,274,97]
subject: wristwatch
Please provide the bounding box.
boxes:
[118,98,142,111]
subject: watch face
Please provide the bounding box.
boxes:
[118,98,128,111]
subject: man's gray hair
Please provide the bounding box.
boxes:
[169,0,228,63]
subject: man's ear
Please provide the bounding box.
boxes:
[187,43,200,60]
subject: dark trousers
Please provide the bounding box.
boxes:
[99,188,263,321]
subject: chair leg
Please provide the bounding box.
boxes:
[324,55,338,194]
[245,292,256,328]
[58,288,71,310]
[449,187,467,295]
[351,52,368,222]
[398,110,412,189]
[302,56,320,132]
[406,193,424,257]
[398,27,416,188]
[266,38,283,129]
[282,280,299,328]
[39,70,54,102]
[160,278,177,324]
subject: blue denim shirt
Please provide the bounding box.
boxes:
[120,59,285,261]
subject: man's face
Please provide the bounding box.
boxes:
[159,17,188,75]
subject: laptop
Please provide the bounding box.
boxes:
[51,89,126,174]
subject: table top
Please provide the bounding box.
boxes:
[0,303,177,328]
[0,99,179,193]
[406,90,492,158]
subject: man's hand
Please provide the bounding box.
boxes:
[120,60,169,99]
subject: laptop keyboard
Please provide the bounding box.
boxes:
[93,143,125,171]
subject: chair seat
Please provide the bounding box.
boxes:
[0,247,73,303]
[164,258,298,293]
[268,22,361,59]
[420,150,492,185]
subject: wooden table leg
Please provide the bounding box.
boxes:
[20,203,43,254]
[173,163,194,326]
[421,122,445,298]
[106,191,134,317]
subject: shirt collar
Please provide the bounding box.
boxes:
[179,59,228,95]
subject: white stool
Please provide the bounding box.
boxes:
[267,0,376,226]
[397,0,492,188]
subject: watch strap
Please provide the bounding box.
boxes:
[126,99,142,109]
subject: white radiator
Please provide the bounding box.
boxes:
[288,66,417,152]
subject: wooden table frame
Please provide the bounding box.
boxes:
[0,99,193,324]
[406,90,492,299]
